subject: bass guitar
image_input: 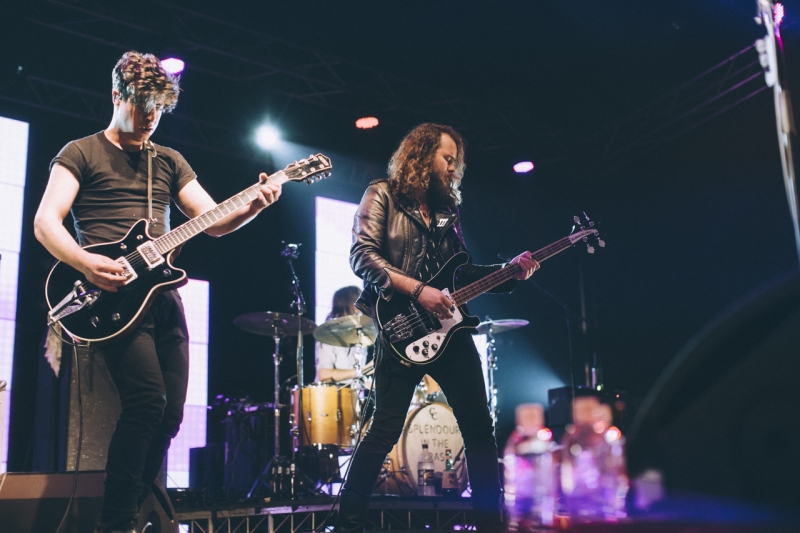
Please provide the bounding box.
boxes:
[46,154,332,344]
[376,215,603,365]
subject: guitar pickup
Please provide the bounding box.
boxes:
[136,241,165,269]
[116,256,138,284]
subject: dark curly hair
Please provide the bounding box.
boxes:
[112,51,180,113]
[387,123,465,208]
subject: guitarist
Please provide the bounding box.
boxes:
[337,123,538,533]
[33,51,282,533]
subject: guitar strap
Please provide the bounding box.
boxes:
[146,140,157,224]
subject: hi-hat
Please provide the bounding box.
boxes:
[475,318,529,335]
[234,311,317,337]
[314,314,377,347]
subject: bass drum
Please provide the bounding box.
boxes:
[371,402,468,495]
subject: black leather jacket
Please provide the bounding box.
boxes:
[350,179,516,316]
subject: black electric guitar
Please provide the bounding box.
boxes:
[46,154,332,344]
[376,216,604,365]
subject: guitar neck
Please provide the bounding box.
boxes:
[153,171,287,254]
[452,236,574,306]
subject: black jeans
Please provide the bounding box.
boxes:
[97,290,190,532]
[340,329,501,526]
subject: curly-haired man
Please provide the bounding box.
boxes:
[34,51,282,533]
[337,123,538,533]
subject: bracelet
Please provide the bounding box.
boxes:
[411,281,426,301]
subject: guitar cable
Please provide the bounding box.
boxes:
[48,324,86,533]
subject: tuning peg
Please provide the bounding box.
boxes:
[587,244,595,254]
[598,238,606,248]
[574,215,580,224]
[588,221,595,228]
[306,179,312,186]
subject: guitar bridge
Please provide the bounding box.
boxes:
[137,241,165,269]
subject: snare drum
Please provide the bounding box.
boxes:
[292,383,358,448]
[370,402,468,495]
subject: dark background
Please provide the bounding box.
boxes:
[1,0,798,470]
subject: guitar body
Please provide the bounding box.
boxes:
[45,219,187,344]
[376,251,480,366]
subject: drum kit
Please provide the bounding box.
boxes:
[232,308,529,498]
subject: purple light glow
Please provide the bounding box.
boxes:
[162,58,185,75]
[513,161,535,173]
[774,3,785,27]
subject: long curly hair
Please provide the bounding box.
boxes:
[112,51,180,113]
[387,123,465,208]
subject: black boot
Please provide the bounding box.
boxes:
[333,488,369,533]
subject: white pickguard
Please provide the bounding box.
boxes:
[404,288,464,363]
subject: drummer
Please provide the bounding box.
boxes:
[315,286,374,383]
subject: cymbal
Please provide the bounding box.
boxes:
[314,314,377,347]
[234,311,317,337]
[475,318,529,335]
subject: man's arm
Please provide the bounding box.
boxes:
[175,172,281,237]
[34,164,127,292]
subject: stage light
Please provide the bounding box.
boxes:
[255,124,281,150]
[161,58,185,75]
[513,161,534,173]
[355,116,379,129]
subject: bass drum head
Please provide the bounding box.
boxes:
[394,402,468,494]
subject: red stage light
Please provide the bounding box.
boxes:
[355,116,379,129]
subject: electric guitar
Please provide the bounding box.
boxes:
[376,215,604,365]
[46,154,332,344]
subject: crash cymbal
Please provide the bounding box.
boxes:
[475,318,529,335]
[314,314,377,347]
[234,311,317,337]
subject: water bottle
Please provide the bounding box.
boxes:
[442,448,459,498]
[503,404,557,531]
[560,397,628,523]
[417,443,436,496]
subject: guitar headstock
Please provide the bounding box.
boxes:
[569,212,605,253]
[283,154,332,184]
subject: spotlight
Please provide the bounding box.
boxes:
[355,116,379,129]
[161,58,185,75]
[255,124,281,150]
[513,161,534,173]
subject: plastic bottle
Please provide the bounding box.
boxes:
[442,448,459,498]
[560,397,628,523]
[503,404,557,531]
[417,443,436,496]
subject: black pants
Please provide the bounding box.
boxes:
[98,291,190,532]
[340,329,501,526]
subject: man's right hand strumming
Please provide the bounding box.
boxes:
[416,285,455,320]
[78,251,126,292]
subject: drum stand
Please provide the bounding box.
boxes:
[248,332,288,499]
[485,324,499,425]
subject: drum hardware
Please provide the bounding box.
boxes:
[476,317,529,424]
[233,310,316,500]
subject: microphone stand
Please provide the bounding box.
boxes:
[281,242,310,496]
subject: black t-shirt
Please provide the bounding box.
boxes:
[50,132,196,246]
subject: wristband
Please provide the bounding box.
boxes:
[411,281,426,301]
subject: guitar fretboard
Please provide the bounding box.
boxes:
[452,236,575,306]
[153,171,287,254]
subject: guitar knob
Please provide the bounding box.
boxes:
[413,345,420,353]
[422,341,429,348]
[432,344,438,351]
[90,316,99,327]
[422,349,429,357]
